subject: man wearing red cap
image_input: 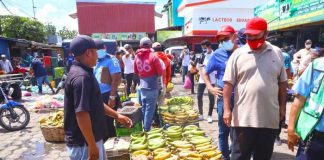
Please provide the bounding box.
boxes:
[222,17,287,159]
[203,25,238,160]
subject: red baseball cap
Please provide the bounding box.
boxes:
[216,25,236,38]
[244,17,268,35]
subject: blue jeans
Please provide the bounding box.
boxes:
[182,66,188,83]
[217,95,234,160]
[296,134,324,160]
[140,88,158,131]
[66,140,106,160]
[36,76,51,93]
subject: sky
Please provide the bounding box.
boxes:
[0,0,168,31]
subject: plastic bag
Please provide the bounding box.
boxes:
[184,76,192,89]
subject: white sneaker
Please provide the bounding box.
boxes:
[199,115,204,121]
[207,116,213,123]
[275,137,282,146]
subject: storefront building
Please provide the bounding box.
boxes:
[164,0,266,51]
[255,0,324,49]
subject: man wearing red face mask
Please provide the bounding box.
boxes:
[222,17,288,160]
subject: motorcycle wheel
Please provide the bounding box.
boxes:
[0,105,30,131]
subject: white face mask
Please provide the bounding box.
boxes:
[221,40,234,51]
[97,49,107,59]
[305,44,311,49]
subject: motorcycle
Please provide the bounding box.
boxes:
[0,86,30,131]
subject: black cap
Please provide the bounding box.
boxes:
[70,35,96,57]
[201,39,211,46]
[238,28,246,45]
[94,39,105,49]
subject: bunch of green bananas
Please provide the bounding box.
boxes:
[130,138,148,151]
[182,125,205,137]
[164,126,184,146]
[148,138,166,150]
[165,96,194,106]
[158,105,169,113]
[161,112,176,124]
[130,132,148,151]
[186,134,222,160]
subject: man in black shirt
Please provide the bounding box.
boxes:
[64,35,132,160]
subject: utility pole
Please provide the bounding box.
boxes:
[32,0,36,20]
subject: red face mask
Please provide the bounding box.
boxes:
[247,37,265,50]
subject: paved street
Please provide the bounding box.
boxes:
[0,75,297,160]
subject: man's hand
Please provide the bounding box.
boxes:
[88,143,99,160]
[108,99,115,108]
[208,87,223,97]
[287,128,300,152]
[223,109,232,127]
[116,114,133,128]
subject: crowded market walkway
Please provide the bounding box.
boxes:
[0,75,296,160]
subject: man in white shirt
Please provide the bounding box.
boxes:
[293,39,315,76]
[0,54,13,74]
[122,44,135,96]
[197,40,216,123]
[180,46,190,83]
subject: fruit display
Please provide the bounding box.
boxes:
[165,96,194,106]
[39,110,64,127]
[130,126,222,160]
[160,97,198,125]
[160,105,199,125]
[164,126,183,144]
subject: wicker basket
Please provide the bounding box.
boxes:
[40,126,65,142]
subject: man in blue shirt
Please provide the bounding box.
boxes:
[30,56,55,94]
[203,25,238,160]
[93,39,122,140]
[288,57,324,159]
[66,52,74,72]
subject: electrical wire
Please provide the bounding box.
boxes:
[0,0,15,15]
[2,0,33,17]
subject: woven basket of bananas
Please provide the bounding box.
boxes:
[39,110,65,142]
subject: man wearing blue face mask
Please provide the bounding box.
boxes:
[202,25,238,160]
[93,39,122,141]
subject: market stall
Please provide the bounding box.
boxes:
[36,85,221,160]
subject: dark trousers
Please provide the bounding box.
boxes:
[182,66,188,82]
[296,131,324,160]
[217,95,234,160]
[125,73,134,96]
[171,64,176,77]
[231,127,277,160]
[277,120,284,137]
[197,83,215,116]
[121,69,125,79]
[102,92,120,141]
[189,73,195,93]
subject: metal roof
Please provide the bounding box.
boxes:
[76,2,155,34]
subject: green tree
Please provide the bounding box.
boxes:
[58,26,78,40]
[45,23,57,36]
[0,15,46,42]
